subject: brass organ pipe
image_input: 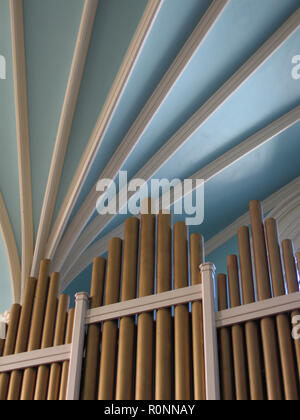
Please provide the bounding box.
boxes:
[98,238,122,400]
[265,221,298,400]
[174,222,191,400]
[135,208,156,400]
[59,308,75,400]
[249,201,282,400]
[21,259,50,400]
[116,218,139,400]
[227,255,249,400]
[7,277,37,400]
[217,274,234,400]
[0,339,4,357]
[0,303,21,400]
[47,294,69,400]
[155,212,172,400]
[81,257,106,400]
[238,226,264,400]
[282,240,300,383]
[35,273,60,400]
[190,233,205,400]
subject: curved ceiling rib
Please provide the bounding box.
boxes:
[59,108,300,288]
[163,105,300,208]
[51,0,230,273]
[45,0,163,263]
[57,9,300,279]
[10,0,33,291]
[30,0,99,278]
[0,193,21,304]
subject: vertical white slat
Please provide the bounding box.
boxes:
[66,292,88,400]
[200,262,220,400]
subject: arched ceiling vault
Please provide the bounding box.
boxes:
[0,0,300,308]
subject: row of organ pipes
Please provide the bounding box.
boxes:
[0,199,299,400]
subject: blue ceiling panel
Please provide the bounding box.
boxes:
[23,0,85,235]
[0,0,20,252]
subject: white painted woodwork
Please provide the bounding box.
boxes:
[10,0,34,293]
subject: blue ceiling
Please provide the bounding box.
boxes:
[0,0,299,311]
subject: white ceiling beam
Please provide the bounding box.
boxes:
[10,0,34,292]
[58,9,300,278]
[30,0,99,278]
[0,193,21,304]
[51,0,230,272]
[45,0,164,263]
[161,105,300,208]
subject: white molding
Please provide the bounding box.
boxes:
[30,0,99,279]
[0,344,71,373]
[58,10,300,281]
[52,0,230,273]
[0,193,21,303]
[85,284,202,325]
[10,0,34,293]
[45,0,164,264]
[61,176,300,291]
[216,291,300,328]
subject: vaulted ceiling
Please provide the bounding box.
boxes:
[0,0,299,312]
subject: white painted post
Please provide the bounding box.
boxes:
[66,292,88,400]
[201,262,220,400]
